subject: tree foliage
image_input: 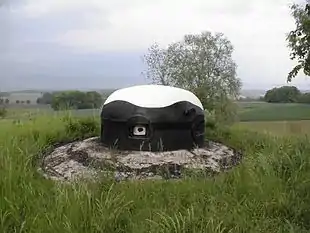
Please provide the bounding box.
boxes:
[37,92,53,104]
[51,91,103,111]
[0,92,9,105]
[298,92,310,103]
[287,0,310,82]
[0,107,7,118]
[0,92,7,118]
[143,31,241,124]
[264,86,302,103]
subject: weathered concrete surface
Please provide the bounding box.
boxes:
[39,137,242,182]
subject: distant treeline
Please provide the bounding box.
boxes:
[37,91,104,110]
[263,86,310,103]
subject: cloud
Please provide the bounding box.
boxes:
[8,0,297,51]
[48,0,297,52]
[0,0,309,91]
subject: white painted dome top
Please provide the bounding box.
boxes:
[103,84,203,110]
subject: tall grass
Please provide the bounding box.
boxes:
[0,115,310,232]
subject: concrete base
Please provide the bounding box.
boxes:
[39,137,242,182]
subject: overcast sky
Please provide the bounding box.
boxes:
[0,0,309,91]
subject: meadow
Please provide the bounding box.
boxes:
[3,101,310,139]
[237,102,310,122]
[236,102,310,136]
[233,120,310,136]
[1,103,310,232]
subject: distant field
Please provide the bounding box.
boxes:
[4,102,310,136]
[235,102,310,135]
[237,102,310,121]
[4,102,310,122]
[234,120,310,136]
[3,107,100,120]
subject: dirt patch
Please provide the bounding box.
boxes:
[39,137,242,182]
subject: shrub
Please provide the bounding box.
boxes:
[0,107,7,118]
[64,116,100,140]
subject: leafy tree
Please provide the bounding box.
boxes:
[264,86,301,103]
[0,107,7,118]
[298,92,310,103]
[37,92,53,104]
[0,92,8,117]
[51,91,103,110]
[143,31,241,124]
[286,0,310,81]
[85,91,104,108]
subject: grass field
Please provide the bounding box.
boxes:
[234,120,310,136]
[3,107,100,120]
[3,101,310,138]
[1,113,310,232]
[237,102,310,121]
[235,102,310,136]
[5,101,310,122]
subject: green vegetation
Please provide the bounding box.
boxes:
[36,92,53,105]
[0,89,115,108]
[35,91,103,110]
[0,1,309,231]
[0,107,7,118]
[234,120,310,136]
[237,102,310,121]
[143,31,241,124]
[286,1,310,81]
[0,98,9,104]
[1,108,99,121]
[236,101,310,136]
[262,85,310,104]
[51,91,103,110]
[263,86,301,103]
[0,115,310,232]
[5,101,310,124]
[235,104,310,136]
